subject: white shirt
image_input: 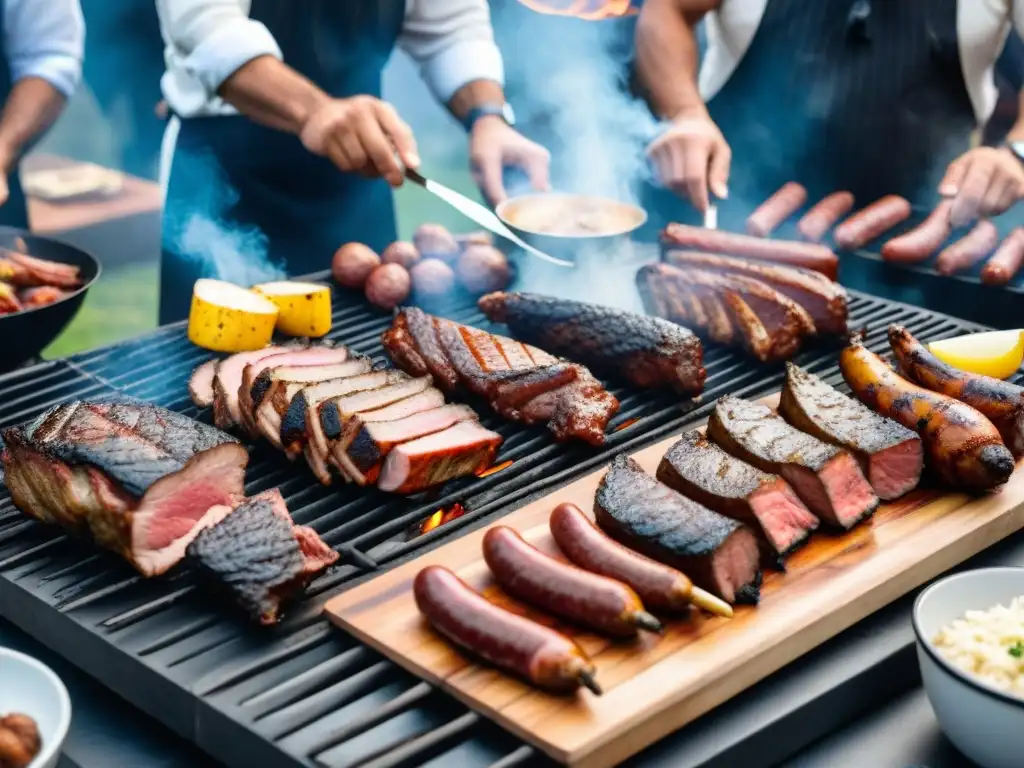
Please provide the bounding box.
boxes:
[700,0,1024,126]
[156,0,506,118]
[5,0,84,98]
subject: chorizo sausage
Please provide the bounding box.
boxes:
[881,200,953,263]
[935,220,1000,276]
[548,503,732,617]
[833,195,912,251]
[413,565,601,695]
[839,335,1014,492]
[482,526,663,638]
[746,182,808,237]
[981,227,1024,286]
[796,191,855,242]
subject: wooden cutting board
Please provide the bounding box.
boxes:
[325,399,1024,768]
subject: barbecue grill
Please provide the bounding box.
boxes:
[0,266,1013,768]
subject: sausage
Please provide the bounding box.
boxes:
[881,200,953,263]
[746,182,808,237]
[413,565,601,695]
[796,191,855,242]
[935,220,1000,276]
[482,525,663,638]
[981,227,1024,286]
[889,324,1024,458]
[548,503,733,618]
[832,195,912,251]
[839,335,1014,492]
[660,223,839,279]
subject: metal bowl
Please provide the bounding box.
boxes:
[0,227,100,372]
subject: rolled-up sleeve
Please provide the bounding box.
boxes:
[399,0,505,104]
[4,0,84,98]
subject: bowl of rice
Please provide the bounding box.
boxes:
[913,567,1024,768]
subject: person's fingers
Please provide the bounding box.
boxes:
[523,146,551,193]
[647,142,673,188]
[939,156,968,197]
[681,141,710,213]
[980,173,1014,218]
[375,101,419,170]
[355,112,404,186]
[707,141,731,200]
[950,158,991,227]
[473,151,506,206]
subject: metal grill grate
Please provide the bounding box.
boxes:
[0,279,1001,768]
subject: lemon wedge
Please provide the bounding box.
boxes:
[928,330,1024,380]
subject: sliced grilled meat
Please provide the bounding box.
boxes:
[779,363,923,499]
[1,402,247,576]
[664,251,849,335]
[594,454,762,604]
[478,291,706,395]
[708,396,879,529]
[187,489,339,625]
[189,359,218,408]
[377,421,503,493]
[657,430,819,567]
[212,343,304,430]
[382,307,461,390]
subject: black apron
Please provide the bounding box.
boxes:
[0,0,29,230]
[159,0,405,324]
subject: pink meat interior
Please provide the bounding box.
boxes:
[710,529,761,604]
[868,438,925,501]
[749,478,820,553]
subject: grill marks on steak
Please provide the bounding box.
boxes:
[1,402,247,576]
[708,396,879,530]
[657,431,819,567]
[383,308,619,445]
[477,291,707,395]
[595,455,762,604]
[779,363,923,500]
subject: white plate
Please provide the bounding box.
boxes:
[0,647,71,768]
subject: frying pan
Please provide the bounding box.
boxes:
[0,226,101,372]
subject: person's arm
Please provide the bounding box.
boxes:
[0,0,84,179]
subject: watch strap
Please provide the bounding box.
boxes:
[462,104,512,131]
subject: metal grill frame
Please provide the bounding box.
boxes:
[0,278,1002,768]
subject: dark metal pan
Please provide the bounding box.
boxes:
[0,226,101,372]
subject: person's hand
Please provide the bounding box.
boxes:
[0,175,8,208]
[646,110,730,212]
[300,95,419,187]
[939,146,1024,226]
[469,116,550,205]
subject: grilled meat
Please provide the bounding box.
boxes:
[1,402,247,575]
[708,396,879,529]
[212,342,305,430]
[188,359,218,408]
[657,431,819,566]
[0,281,22,313]
[595,455,762,604]
[663,251,849,335]
[2,251,81,289]
[377,421,503,493]
[477,291,706,394]
[187,489,339,625]
[383,309,619,445]
[779,363,923,499]
[637,263,812,362]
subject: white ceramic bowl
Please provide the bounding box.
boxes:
[913,567,1024,768]
[0,647,71,768]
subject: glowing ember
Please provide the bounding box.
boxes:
[614,418,639,432]
[476,459,514,478]
[516,0,638,20]
[419,503,467,536]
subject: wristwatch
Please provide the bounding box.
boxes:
[462,103,516,131]
[1003,140,1024,164]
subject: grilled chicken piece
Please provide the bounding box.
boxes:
[779,363,923,499]
[657,430,819,567]
[187,489,338,625]
[188,359,218,408]
[708,396,879,530]
[478,291,707,394]
[595,454,762,604]
[212,342,305,430]
[377,421,503,494]
[1,402,247,576]
[664,251,849,335]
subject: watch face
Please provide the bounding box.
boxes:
[502,103,516,126]
[1012,142,1024,160]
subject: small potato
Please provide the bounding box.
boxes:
[456,245,511,294]
[332,242,380,288]
[455,231,494,249]
[413,224,459,262]
[381,241,421,269]
[365,263,411,310]
[410,259,456,297]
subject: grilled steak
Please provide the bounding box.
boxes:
[377,421,503,494]
[708,396,879,529]
[383,309,619,445]
[595,455,762,604]
[779,363,923,500]
[1,402,247,576]
[637,264,811,362]
[187,489,339,625]
[212,343,304,430]
[657,431,818,567]
[477,291,706,395]
[664,251,849,335]
[189,359,217,408]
